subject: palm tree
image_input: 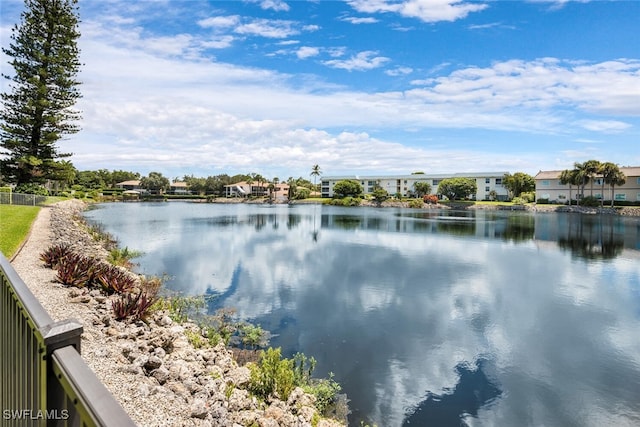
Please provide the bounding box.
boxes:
[582,159,601,198]
[559,169,578,206]
[601,165,626,207]
[246,175,254,197]
[310,165,321,194]
[254,174,265,197]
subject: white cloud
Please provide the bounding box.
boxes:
[296,46,320,59]
[386,66,413,76]
[578,120,632,133]
[234,19,298,38]
[323,50,390,71]
[71,18,639,176]
[201,35,235,49]
[408,58,640,117]
[348,0,488,23]
[342,16,380,24]
[197,15,241,29]
[255,0,290,12]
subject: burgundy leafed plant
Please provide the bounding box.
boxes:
[40,244,72,268]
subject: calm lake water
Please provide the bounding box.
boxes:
[84,202,640,427]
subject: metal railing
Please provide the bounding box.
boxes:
[0,255,136,426]
[0,192,48,206]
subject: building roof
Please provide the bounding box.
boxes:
[224,181,289,189]
[170,181,188,188]
[535,166,640,180]
[116,180,141,186]
[322,172,509,181]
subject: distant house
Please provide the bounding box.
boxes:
[115,180,143,191]
[534,166,640,203]
[224,181,290,201]
[169,181,190,195]
[321,172,509,201]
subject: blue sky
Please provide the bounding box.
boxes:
[1,0,639,180]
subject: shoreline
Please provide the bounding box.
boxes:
[210,197,640,216]
[10,199,345,427]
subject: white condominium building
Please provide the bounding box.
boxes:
[321,172,509,200]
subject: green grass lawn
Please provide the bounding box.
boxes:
[0,204,41,259]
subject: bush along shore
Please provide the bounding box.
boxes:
[36,199,347,427]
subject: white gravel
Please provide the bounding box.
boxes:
[10,202,195,426]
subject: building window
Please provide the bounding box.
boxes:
[615,193,626,201]
[595,193,602,199]
[433,179,440,185]
[541,180,550,186]
[559,195,566,200]
[637,177,640,185]
[637,193,640,201]
[496,178,502,185]
[485,186,490,192]
[485,178,490,184]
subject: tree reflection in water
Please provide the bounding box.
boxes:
[557,214,625,260]
[403,358,501,426]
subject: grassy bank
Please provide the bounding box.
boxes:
[0,204,40,258]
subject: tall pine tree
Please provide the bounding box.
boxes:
[1,0,82,185]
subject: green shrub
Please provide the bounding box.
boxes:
[153,294,207,323]
[407,199,423,208]
[520,191,536,203]
[248,347,295,401]
[304,375,342,413]
[248,348,341,413]
[185,329,207,349]
[107,246,142,268]
[238,323,270,349]
[328,196,361,206]
[536,198,550,204]
[580,196,600,207]
[294,187,311,199]
[15,183,49,196]
[511,197,527,205]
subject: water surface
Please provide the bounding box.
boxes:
[84,203,640,427]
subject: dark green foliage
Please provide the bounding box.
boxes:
[14,183,49,195]
[54,253,96,287]
[502,172,535,199]
[580,196,601,207]
[39,243,72,268]
[304,374,342,414]
[413,181,432,197]
[332,180,363,198]
[140,172,170,194]
[238,323,270,350]
[371,188,389,205]
[1,0,82,185]
[437,177,478,200]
